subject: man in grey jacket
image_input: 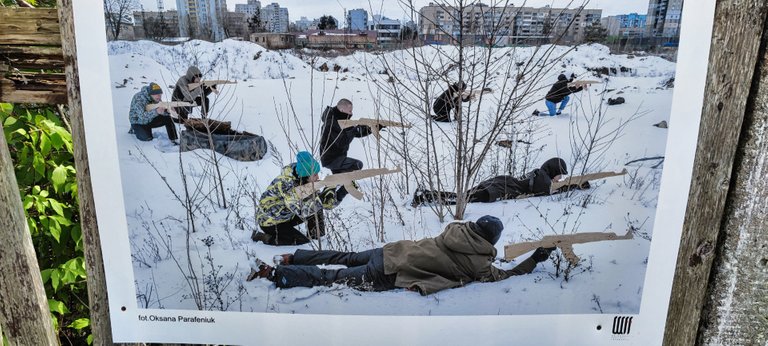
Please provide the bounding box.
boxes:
[246,215,553,295]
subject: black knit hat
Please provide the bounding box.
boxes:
[475,215,503,245]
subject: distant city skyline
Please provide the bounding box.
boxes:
[138,0,649,24]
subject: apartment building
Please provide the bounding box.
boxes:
[418,2,601,45]
[176,0,227,41]
[602,13,647,38]
[347,9,368,31]
[261,2,289,33]
[646,0,684,38]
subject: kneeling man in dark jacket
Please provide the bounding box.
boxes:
[246,215,552,295]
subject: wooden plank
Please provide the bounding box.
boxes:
[0,79,67,104]
[664,1,768,345]
[0,8,61,45]
[0,45,64,70]
[697,23,768,345]
[0,111,58,345]
[57,1,116,344]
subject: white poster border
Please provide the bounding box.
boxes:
[72,1,716,344]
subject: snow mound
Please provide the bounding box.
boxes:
[308,43,675,80]
[108,39,312,80]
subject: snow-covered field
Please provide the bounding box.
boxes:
[108,39,674,315]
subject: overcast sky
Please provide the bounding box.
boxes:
[142,1,649,23]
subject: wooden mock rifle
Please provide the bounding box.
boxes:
[294,167,402,200]
[568,80,602,88]
[504,229,634,265]
[145,101,194,117]
[550,168,628,194]
[461,87,494,99]
[188,80,237,93]
[336,118,412,140]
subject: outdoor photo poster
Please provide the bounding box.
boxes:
[74,0,714,344]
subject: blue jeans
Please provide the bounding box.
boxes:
[545,95,570,116]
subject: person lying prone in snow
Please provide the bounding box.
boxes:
[246,215,554,295]
[411,157,587,207]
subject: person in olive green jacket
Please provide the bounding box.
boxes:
[246,215,553,295]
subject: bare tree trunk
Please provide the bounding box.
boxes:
[0,123,58,346]
[58,1,119,344]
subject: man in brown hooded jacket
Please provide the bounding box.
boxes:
[246,215,553,295]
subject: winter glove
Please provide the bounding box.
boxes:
[319,187,336,205]
[377,124,387,131]
[570,73,577,80]
[335,186,349,202]
[357,125,373,137]
[532,247,555,263]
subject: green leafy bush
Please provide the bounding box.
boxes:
[1,103,91,345]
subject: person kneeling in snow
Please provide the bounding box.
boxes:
[246,215,554,295]
[251,151,349,246]
[128,82,178,143]
[432,81,472,122]
[171,66,215,120]
[319,98,375,174]
[533,73,583,116]
[412,157,583,207]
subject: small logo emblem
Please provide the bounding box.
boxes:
[612,316,633,335]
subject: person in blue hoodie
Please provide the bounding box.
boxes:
[128,82,178,143]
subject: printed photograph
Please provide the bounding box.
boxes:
[103,0,685,315]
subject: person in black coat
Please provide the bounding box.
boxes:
[411,158,579,206]
[432,81,471,122]
[533,74,583,116]
[319,99,374,173]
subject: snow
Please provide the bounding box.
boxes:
[108,39,674,316]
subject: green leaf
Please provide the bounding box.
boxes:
[87,335,93,345]
[49,131,64,149]
[47,298,69,315]
[40,133,51,156]
[50,270,61,291]
[49,199,65,216]
[33,153,46,177]
[68,318,90,330]
[13,128,27,137]
[51,165,68,192]
[0,103,12,114]
[41,268,53,283]
[49,220,62,242]
[70,224,83,247]
[50,215,72,226]
[23,195,34,210]
[3,116,17,127]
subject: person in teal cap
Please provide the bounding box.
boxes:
[252,151,350,245]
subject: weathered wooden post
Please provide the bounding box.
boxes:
[664,0,768,345]
[55,1,117,344]
[0,114,58,346]
[0,5,63,346]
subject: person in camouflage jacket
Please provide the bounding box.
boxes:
[252,151,349,245]
[129,82,178,142]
